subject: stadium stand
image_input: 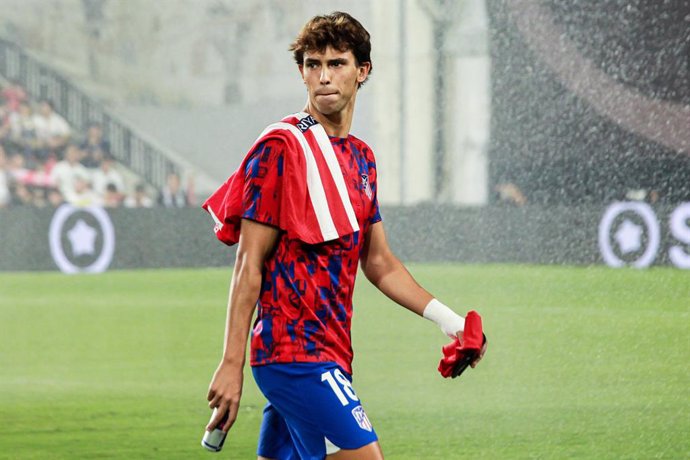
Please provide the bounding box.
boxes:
[0,37,210,209]
[0,85,144,208]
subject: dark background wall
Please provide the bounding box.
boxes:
[1,204,687,272]
[488,1,690,206]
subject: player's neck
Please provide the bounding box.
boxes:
[304,102,354,139]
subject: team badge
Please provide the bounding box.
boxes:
[361,174,373,200]
[351,406,373,432]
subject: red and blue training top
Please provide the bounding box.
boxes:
[203,113,381,374]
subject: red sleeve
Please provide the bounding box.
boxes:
[363,141,382,225]
[240,138,285,228]
[368,161,382,225]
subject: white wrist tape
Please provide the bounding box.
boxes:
[423,299,465,338]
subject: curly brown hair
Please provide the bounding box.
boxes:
[290,11,372,87]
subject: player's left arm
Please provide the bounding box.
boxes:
[360,221,433,316]
[360,221,486,366]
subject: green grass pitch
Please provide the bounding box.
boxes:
[1,265,688,459]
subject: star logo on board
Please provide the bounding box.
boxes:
[50,205,115,273]
[66,219,98,257]
[599,202,659,268]
[614,219,643,254]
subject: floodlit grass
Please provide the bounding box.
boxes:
[0,265,688,459]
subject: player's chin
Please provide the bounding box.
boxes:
[312,100,342,115]
[314,106,337,116]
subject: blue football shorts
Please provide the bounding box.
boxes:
[252,362,378,460]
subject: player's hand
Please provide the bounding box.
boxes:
[470,333,488,369]
[206,361,244,433]
[454,330,487,369]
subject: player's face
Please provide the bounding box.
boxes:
[299,47,370,117]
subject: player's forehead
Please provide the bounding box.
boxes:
[303,46,355,62]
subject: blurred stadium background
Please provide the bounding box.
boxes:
[1,0,689,270]
[0,1,688,458]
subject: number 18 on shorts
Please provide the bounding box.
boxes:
[253,363,378,457]
[321,368,373,432]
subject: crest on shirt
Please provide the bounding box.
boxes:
[361,174,373,200]
[351,406,373,432]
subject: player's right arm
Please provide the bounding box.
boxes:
[206,218,279,433]
[206,138,286,433]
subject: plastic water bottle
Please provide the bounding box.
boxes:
[201,407,229,452]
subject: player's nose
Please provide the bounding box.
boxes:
[319,67,331,84]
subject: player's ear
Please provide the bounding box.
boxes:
[298,65,305,83]
[357,62,371,84]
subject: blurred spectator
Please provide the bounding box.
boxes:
[50,144,89,198]
[125,182,154,208]
[11,182,33,206]
[31,186,48,208]
[648,190,660,204]
[103,183,123,208]
[33,99,71,157]
[495,182,527,207]
[186,173,196,206]
[159,172,189,207]
[80,121,110,168]
[0,107,9,141]
[91,154,124,196]
[625,188,660,204]
[8,102,40,157]
[64,175,101,207]
[8,149,55,190]
[1,80,28,113]
[0,145,10,208]
[6,150,28,179]
[47,188,64,207]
